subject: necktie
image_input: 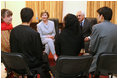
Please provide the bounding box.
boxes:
[80,22,83,27]
[80,22,82,30]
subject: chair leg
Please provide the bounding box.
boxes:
[7,71,14,78]
[49,71,54,78]
[24,75,27,78]
[18,75,27,78]
[19,75,22,78]
[111,74,113,78]
[89,72,95,78]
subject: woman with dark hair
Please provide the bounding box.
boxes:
[55,14,84,56]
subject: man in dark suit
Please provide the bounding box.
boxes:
[76,11,92,53]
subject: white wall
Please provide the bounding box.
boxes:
[5,1,25,27]
[1,1,5,9]
[63,1,87,18]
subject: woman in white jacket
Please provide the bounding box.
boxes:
[37,11,57,61]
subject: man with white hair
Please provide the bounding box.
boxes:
[76,10,92,53]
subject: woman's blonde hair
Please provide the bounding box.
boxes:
[40,10,49,18]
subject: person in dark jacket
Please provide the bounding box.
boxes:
[77,11,94,53]
[10,7,50,78]
[55,14,84,56]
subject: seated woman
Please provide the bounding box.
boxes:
[55,14,84,56]
[37,11,57,61]
[1,9,13,53]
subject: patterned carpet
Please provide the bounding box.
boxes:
[48,52,56,66]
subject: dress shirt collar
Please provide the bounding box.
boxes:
[80,19,85,27]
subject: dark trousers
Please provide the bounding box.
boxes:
[31,53,51,78]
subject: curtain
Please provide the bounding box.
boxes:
[87,1,117,24]
[26,1,63,23]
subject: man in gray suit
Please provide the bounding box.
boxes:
[89,7,117,73]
